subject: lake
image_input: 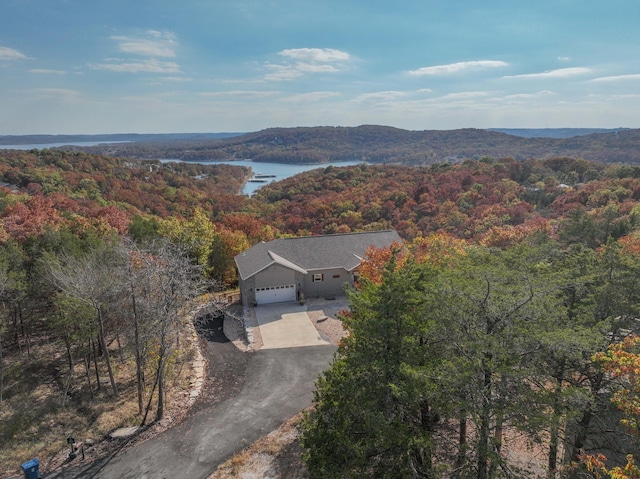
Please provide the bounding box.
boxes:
[162,159,365,195]
[0,142,364,195]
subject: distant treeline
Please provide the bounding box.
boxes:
[488,127,629,138]
[0,132,243,145]
[42,125,640,165]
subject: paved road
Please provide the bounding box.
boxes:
[46,314,335,479]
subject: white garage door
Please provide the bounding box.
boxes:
[255,284,296,304]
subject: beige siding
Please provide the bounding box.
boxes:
[302,268,352,299]
[255,264,296,288]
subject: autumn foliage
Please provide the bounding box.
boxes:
[358,233,468,284]
[357,241,408,285]
[577,336,640,479]
[596,336,640,435]
[6,145,640,476]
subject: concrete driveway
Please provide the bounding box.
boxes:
[255,302,330,349]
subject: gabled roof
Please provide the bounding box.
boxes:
[234,230,402,281]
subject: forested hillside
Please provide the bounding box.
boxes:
[301,236,640,479]
[69,125,640,165]
[4,148,640,477]
[0,132,242,146]
[249,157,640,249]
[0,149,254,476]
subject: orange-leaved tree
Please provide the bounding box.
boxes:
[411,232,468,267]
[357,241,407,285]
[358,233,468,285]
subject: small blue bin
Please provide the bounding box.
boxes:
[21,458,40,479]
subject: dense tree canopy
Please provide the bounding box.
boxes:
[302,235,640,478]
[4,146,640,477]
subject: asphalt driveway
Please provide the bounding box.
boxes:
[255,302,330,349]
[46,313,335,479]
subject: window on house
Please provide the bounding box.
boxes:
[332,274,340,279]
[312,273,324,282]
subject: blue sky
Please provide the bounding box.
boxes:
[1,0,639,134]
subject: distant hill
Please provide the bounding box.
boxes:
[0,132,244,146]
[488,128,630,138]
[5,126,640,164]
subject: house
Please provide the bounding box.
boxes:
[0,182,19,193]
[234,230,402,306]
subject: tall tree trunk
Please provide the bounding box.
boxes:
[19,303,25,337]
[548,371,565,478]
[132,289,144,415]
[157,359,165,421]
[155,318,170,422]
[568,373,602,463]
[477,364,492,479]
[116,332,124,363]
[62,362,74,407]
[409,398,436,478]
[141,364,160,426]
[16,304,22,354]
[454,413,468,478]
[569,408,593,462]
[96,306,118,396]
[12,304,19,350]
[489,409,503,479]
[84,353,94,399]
[63,328,73,371]
[91,338,101,390]
[25,309,31,357]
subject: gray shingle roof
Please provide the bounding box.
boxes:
[234,230,402,281]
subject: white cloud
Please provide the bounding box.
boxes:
[29,69,66,75]
[503,67,591,79]
[90,58,180,73]
[198,90,279,98]
[265,47,351,81]
[587,92,640,101]
[557,56,571,61]
[263,62,341,80]
[591,73,640,82]
[163,76,192,82]
[282,91,341,102]
[0,46,29,61]
[90,31,181,74]
[264,64,305,81]
[408,60,508,76]
[605,93,640,100]
[279,48,350,62]
[111,30,177,57]
[503,90,554,100]
[439,91,489,100]
[355,91,409,102]
[294,62,340,73]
